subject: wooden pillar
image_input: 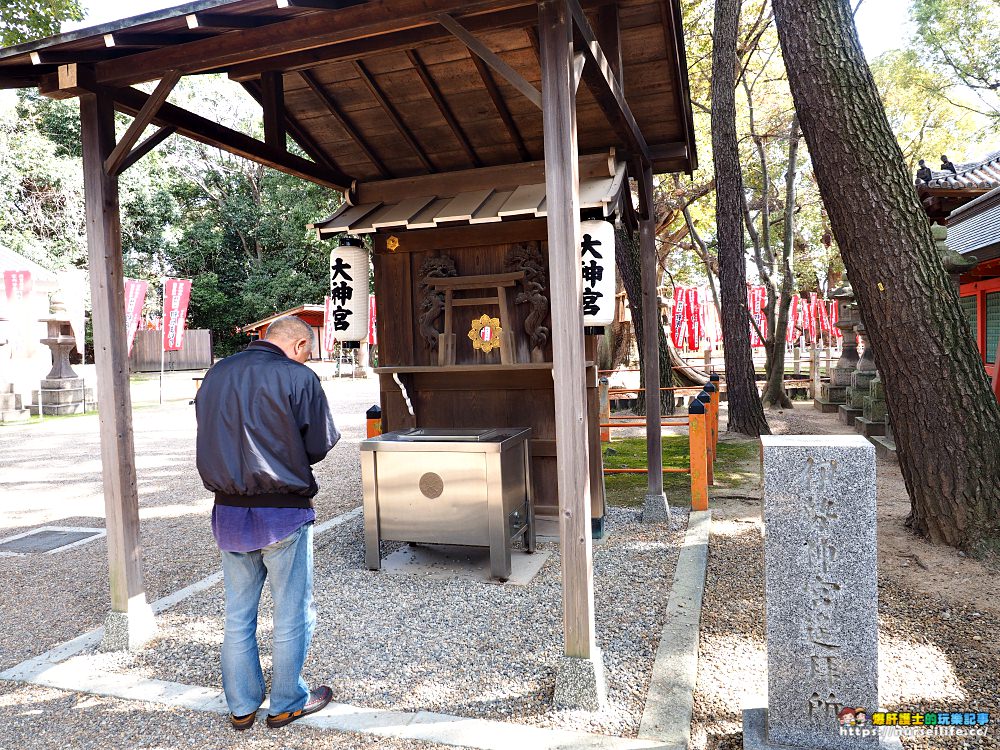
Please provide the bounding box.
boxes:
[81,90,155,651]
[539,0,605,711]
[639,166,668,523]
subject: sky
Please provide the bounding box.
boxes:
[65,0,914,60]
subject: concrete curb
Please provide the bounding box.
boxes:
[637,509,711,749]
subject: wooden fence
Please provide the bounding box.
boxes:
[129,329,213,372]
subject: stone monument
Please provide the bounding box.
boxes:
[856,372,887,439]
[746,435,901,750]
[839,322,877,427]
[815,286,859,413]
[31,291,93,415]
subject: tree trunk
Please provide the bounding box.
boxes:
[711,0,770,437]
[772,0,1000,552]
[762,114,801,409]
[616,223,674,415]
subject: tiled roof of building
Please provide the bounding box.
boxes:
[917,150,1000,190]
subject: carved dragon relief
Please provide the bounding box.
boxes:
[417,254,458,351]
[504,241,550,353]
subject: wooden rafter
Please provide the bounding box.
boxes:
[32,50,120,65]
[46,65,354,192]
[470,53,531,162]
[275,0,369,8]
[405,49,482,168]
[227,5,539,82]
[354,59,435,172]
[104,70,181,176]
[297,69,390,179]
[241,78,342,174]
[659,0,696,173]
[435,13,542,109]
[104,33,214,49]
[261,70,286,150]
[87,0,530,87]
[185,13,270,30]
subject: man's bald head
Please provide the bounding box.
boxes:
[265,316,314,363]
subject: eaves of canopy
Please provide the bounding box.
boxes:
[0,0,697,200]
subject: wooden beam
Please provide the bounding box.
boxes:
[115,125,176,174]
[639,163,665,501]
[104,33,215,48]
[436,13,542,109]
[354,60,435,172]
[90,0,531,87]
[573,51,585,93]
[104,70,181,177]
[47,65,354,192]
[470,54,532,162]
[241,78,341,173]
[661,0,697,173]
[186,13,271,29]
[406,49,482,168]
[593,4,622,87]
[261,70,286,151]
[79,87,154,646]
[275,0,368,7]
[297,70,390,178]
[566,0,649,164]
[32,50,120,65]
[538,0,597,664]
[226,4,540,81]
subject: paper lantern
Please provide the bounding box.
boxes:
[328,235,369,346]
[580,219,616,328]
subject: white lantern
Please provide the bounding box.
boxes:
[328,235,369,346]
[580,218,616,328]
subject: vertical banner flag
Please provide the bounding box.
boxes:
[162,278,192,352]
[686,287,702,349]
[672,286,688,349]
[580,219,616,327]
[830,299,842,338]
[749,286,766,347]
[808,292,818,343]
[818,297,831,337]
[368,295,377,346]
[3,270,32,303]
[124,278,149,356]
[787,294,800,341]
[323,296,339,353]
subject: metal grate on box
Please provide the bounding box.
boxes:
[0,527,105,555]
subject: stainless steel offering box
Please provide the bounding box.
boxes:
[360,427,535,581]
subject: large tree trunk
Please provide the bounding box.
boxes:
[711,0,770,437]
[761,115,801,409]
[772,0,1000,551]
[616,223,674,415]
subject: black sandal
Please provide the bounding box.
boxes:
[266,686,333,728]
[230,711,256,731]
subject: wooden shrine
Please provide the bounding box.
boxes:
[0,0,697,699]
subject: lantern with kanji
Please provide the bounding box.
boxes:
[328,235,369,347]
[580,217,616,330]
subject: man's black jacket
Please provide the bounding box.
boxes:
[195,340,340,509]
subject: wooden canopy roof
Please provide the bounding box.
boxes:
[0,0,697,197]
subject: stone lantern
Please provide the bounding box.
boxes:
[815,284,859,411]
[32,291,91,415]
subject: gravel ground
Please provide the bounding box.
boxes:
[0,681,463,750]
[690,403,1000,750]
[0,374,381,672]
[67,506,685,738]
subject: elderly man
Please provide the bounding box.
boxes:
[195,315,340,730]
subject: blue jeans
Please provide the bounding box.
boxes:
[219,523,315,716]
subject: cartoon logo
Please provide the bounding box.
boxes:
[838,707,869,727]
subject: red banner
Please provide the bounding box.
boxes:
[162,278,192,352]
[818,296,831,335]
[671,286,688,350]
[686,287,702,349]
[3,270,32,303]
[324,296,339,353]
[786,294,800,341]
[748,286,767,348]
[124,279,149,357]
[807,292,818,343]
[830,300,842,338]
[368,295,377,346]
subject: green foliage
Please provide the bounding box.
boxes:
[0,0,83,46]
[910,0,1000,122]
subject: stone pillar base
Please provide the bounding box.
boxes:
[554,650,608,712]
[743,708,903,750]
[640,493,670,524]
[100,597,157,651]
